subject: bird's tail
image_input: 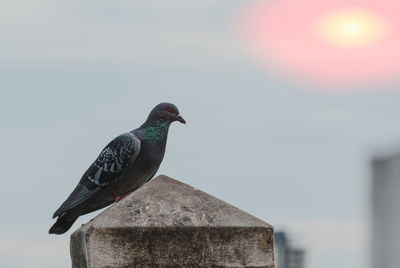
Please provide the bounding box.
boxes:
[49,214,78,235]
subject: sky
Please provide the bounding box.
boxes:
[1,1,400,268]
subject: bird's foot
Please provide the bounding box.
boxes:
[113,192,132,202]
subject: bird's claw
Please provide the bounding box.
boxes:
[113,192,132,202]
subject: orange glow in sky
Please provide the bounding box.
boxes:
[238,0,400,89]
[314,8,389,48]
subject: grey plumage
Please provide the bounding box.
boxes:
[88,133,141,186]
[49,103,185,234]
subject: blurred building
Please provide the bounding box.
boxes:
[274,232,306,268]
[371,152,400,268]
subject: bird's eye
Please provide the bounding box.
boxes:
[167,107,174,113]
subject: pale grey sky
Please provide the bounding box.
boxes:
[2,1,400,268]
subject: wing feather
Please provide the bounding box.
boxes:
[52,184,100,218]
[84,132,141,186]
[52,132,141,218]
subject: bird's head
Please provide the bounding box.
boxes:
[147,103,186,125]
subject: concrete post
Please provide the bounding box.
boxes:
[70,175,274,268]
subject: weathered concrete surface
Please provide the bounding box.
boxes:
[71,175,274,268]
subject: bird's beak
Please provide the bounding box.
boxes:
[177,114,186,124]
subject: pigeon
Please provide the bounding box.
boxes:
[49,103,185,234]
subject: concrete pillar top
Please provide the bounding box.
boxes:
[71,175,274,268]
[79,175,272,229]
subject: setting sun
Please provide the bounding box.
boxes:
[238,0,400,88]
[314,8,389,47]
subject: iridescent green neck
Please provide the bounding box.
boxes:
[143,120,169,143]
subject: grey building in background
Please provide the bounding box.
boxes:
[274,232,306,268]
[372,152,400,268]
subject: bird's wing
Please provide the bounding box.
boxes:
[52,183,100,218]
[84,132,141,186]
[52,133,141,218]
